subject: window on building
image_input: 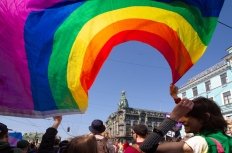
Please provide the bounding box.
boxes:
[116,122,119,134]
[133,120,138,125]
[205,80,211,92]
[220,73,227,85]
[182,92,186,98]
[126,120,130,125]
[192,87,198,97]
[223,91,232,105]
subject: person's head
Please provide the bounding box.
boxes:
[89,119,106,134]
[17,140,30,152]
[65,134,98,153]
[0,122,9,142]
[179,97,227,134]
[131,124,148,140]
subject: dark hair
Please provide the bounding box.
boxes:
[187,97,227,133]
[17,140,30,149]
[0,132,6,139]
[65,135,98,153]
[132,124,148,138]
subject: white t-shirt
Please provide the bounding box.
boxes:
[184,136,208,153]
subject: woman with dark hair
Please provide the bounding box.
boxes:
[177,97,231,153]
[141,85,232,153]
[63,134,98,153]
[186,97,227,133]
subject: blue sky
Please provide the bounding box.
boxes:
[1,0,232,140]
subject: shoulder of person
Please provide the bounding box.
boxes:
[185,135,207,145]
[124,145,136,152]
[130,144,143,153]
[184,136,208,153]
[12,147,23,153]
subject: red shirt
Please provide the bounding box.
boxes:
[124,146,140,153]
[123,142,129,151]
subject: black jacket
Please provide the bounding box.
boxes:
[0,141,21,153]
[37,127,58,153]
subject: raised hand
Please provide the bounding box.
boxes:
[169,99,194,121]
[52,116,62,129]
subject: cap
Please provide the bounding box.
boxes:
[0,123,8,134]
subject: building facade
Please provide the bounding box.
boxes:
[105,91,168,142]
[177,46,232,119]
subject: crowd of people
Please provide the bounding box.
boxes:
[1,84,232,153]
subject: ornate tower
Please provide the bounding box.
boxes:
[118,91,129,110]
[106,91,167,142]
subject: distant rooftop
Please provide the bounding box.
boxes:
[181,47,232,88]
[227,46,232,53]
[184,60,227,86]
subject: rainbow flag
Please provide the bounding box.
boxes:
[0,0,224,118]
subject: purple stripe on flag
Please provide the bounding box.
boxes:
[0,0,65,110]
[0,0,33,109]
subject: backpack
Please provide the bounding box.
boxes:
[96,138,109,153]
[200,131,232,153]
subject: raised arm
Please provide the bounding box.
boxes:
[170,84,181,104]
[169,99,193,121]
[38,116,62,153]
[140,99,193,153]
[52,116,62,129]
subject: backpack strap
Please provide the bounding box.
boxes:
[96,138,109,153]
[209,137,225,153]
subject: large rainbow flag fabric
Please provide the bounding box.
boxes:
[0,0,224,118]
